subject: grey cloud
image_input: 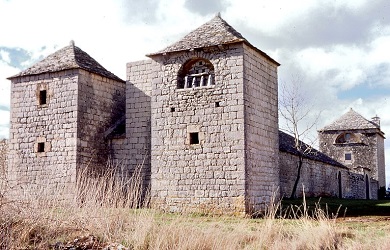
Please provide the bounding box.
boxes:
[184,0,228,16]
[285,1,390,48]
[0,47,31,69]
[236,0,390,51]
[120,0,159,24]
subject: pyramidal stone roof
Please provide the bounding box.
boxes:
[148,14,279,65]
[8,41,124,83]
[320,108,379,131]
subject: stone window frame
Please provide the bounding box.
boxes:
[334,132,360,144]
[343,151,353,164]
[35,137,51,156]
[186,125,204,147]
[177,58,215,89]
[36,83,49,108]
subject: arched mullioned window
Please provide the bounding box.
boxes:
[335,132,359,144]
[177,58,215,89]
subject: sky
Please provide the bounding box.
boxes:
[0,0,389,186]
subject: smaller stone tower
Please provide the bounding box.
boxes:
[318,108,386,197]
[7,42,125,200]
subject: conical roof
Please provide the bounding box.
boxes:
[147,14,279,65]
[8,42,124,83]
[320,108,379,131]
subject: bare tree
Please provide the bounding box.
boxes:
[279,76,321,199]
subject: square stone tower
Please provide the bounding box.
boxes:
[127,14,280,213]
[7,42,125,200]
[318,108,386,197]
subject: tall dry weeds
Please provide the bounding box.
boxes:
[1,164,390,249]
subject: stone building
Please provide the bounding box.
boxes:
[6,43,125,199]
[318,108,386,198]
[5,15,386,213]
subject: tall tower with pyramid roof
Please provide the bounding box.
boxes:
[126,14,280,213]
[7,42,125,199]
[318,108,386,197]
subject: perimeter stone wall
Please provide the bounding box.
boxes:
[148,45,248,214]
[243,44,279,211]
[279,151,378,199]
[7,71,79,200]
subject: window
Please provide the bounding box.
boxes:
[170,107,175,112]
[335,132,359,144]
[39,90,47,105]
[177,58,215,89]
[215,102,220,107]
[189,132,199,145]
[37,142,45,152]
[345,153,352,161]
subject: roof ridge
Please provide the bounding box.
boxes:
[8,43,124,83]
[320,108,380,131]
[148,15,246,56]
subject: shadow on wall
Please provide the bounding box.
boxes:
[107,83,151,192]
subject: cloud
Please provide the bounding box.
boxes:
[118,0,160,24]
[184,0,228,16]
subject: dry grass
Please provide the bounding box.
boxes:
[1,162,390,249]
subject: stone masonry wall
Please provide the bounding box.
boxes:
[125,60,155,186]
[279,151,377,199]
[149,45,247,213]
[280,152,343,198]
[319,130,381,184]
[376,134,386,188]
[77,70,125,171]
[7,71,79,200]
[243,44,279,212]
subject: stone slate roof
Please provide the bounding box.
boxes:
[8,42,125,83]
[319,108,379,131]
[279,130,345,168]
[148,14,280,66]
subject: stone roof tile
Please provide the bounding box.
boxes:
[8,42,125,83]
[320,108,379,131]
[279,130,345,168]
[148,14,279,66]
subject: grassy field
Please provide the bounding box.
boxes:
[1,192,390,249]
[1,163,390,249]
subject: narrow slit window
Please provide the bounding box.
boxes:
[37,142,45,152]
[189,132,199,145]
[39,90,47,105]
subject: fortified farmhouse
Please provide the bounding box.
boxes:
[6,15,386,214]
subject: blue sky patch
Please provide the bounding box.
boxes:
[0,47,31,69]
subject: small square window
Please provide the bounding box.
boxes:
[170,107,175,112]
[215,102,220,107]
[345,153,352,161]
[189,132,199,145]
[37,142,45,152]
[39,90,47,105]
